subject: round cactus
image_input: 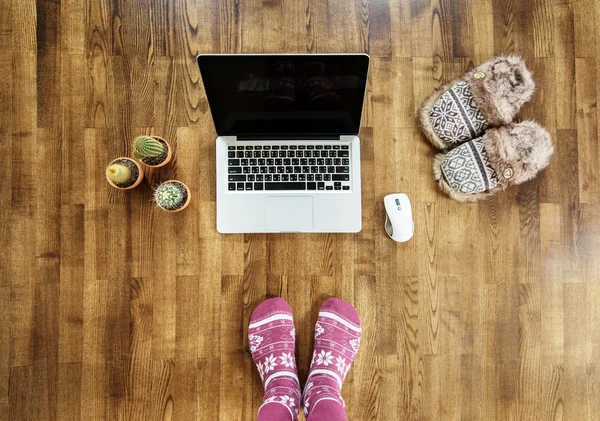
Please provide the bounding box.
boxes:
[154,181,189,211]
[133,136,166,160]
[106,163,132,184]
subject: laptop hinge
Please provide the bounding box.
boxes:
[236,135,341,141]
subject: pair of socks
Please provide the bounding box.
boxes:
[248,297,361,421]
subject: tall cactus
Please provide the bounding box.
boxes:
[133,136,166,160]
[106,163,132,184]
[154,182,187,210]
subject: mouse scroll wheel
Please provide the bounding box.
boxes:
[385,213,393,237]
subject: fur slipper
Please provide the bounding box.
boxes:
[433,121,554,202]
[420,56,535,150]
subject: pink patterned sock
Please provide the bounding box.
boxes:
[249,298,301,421]
[303,298,361,420]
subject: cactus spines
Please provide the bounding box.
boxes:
[106,163,131,184]
[133,136,166,160]
[154,181,189,211]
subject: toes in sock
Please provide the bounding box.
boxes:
[303,298,361,420]
[249,298,301,421]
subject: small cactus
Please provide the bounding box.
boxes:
[154,181,189,211]
[106,163,132,184]
[133,136,166,160]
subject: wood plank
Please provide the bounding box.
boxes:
[575,58,599,203]
[57,363,82,421]
[0,287,9,421]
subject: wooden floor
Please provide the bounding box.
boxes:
[1,0,599,420]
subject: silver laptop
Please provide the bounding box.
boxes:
[198,54,370,233]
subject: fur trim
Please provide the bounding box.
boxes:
[418,81,456,150]
[433,153,499,202]
[483,121,554,188]
[466,56,535,126]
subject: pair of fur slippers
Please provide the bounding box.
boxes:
[419,56,554,202]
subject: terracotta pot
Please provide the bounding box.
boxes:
[155,180,191,212]
[106,157,144,190]
[136,136,172,168]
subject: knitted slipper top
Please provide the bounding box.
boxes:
[441,137,499,194]
[429,81,490,146]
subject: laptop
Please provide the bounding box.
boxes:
[197,54,370,233]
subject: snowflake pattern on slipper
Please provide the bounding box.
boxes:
[429,81,488,145]
[441,137,499,194]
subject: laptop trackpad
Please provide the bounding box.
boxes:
[266,197,314,232]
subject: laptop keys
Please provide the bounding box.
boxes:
[227,144,351,192]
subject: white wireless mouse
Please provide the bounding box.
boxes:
[384,194,414,242]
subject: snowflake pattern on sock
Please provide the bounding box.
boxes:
[249,298,301,420]
[303,298,362,419]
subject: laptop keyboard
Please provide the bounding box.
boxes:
[227,144,351,192]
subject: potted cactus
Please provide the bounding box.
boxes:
[105,157,144,189]
[133,135,172,167]
[153,180,191,212]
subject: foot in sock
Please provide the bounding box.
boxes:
[249,298,301,421]
[303,298,362,420]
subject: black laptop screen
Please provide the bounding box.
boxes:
[197,54,370,137]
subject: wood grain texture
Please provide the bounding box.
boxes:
[1,0,599,420]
